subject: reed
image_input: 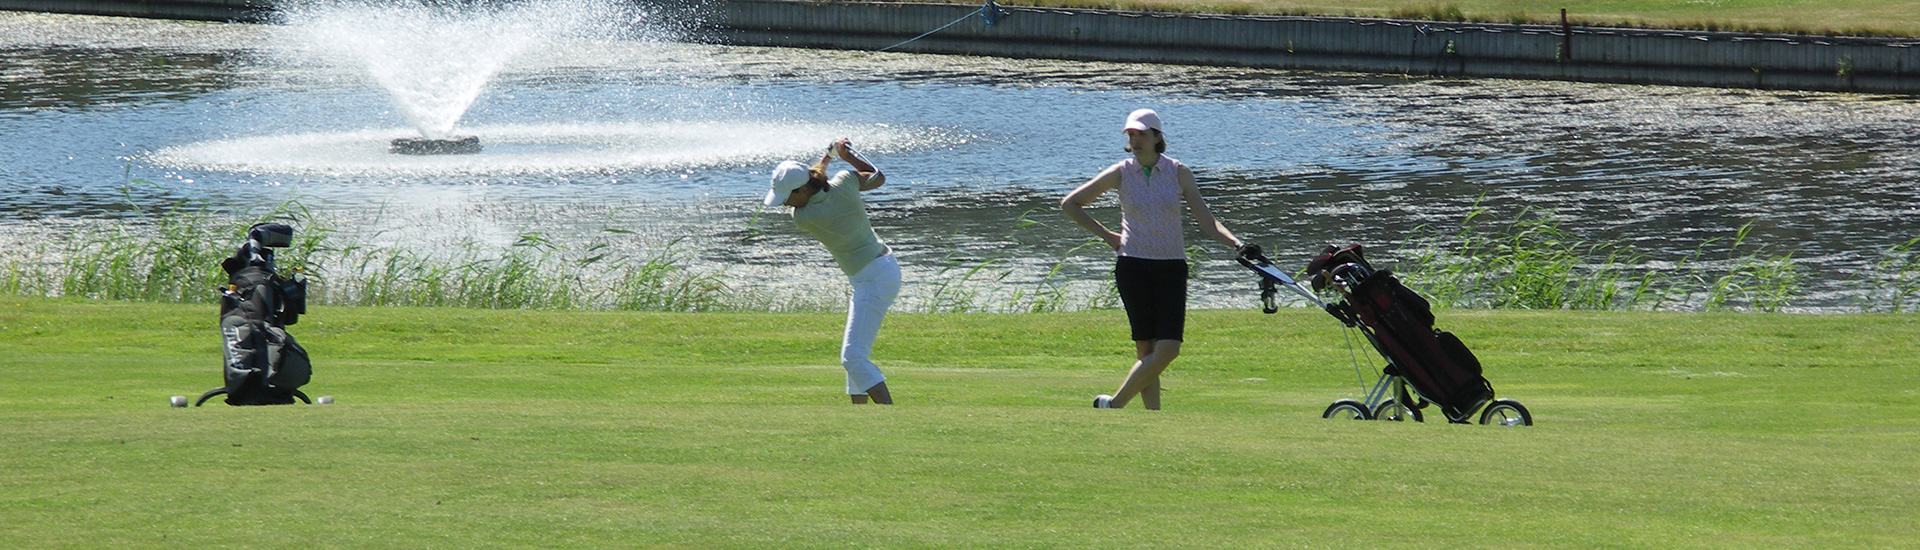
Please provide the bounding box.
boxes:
[916,255,1118,314]
[1009,239,1116,313]
[914,210,1122,314]
[1399,207,1645,310]
[0,239,50,298]
[932,257,1006,314]
[1396,210,1809,312]
[1856,237,1920,313]
[605,235,736,312]
[1689,221,1804,311]
[1,200,1897,315]
[25,199,322,304]
[314,230,740,312]
[0,201,743,313]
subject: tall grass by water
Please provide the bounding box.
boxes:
[1399,208,1648,311]
[0,202,315,304]
[3,200,1914,313]
[1392,208,1833,312]
[1,200,754,313]
[1858,237,1920,313]
[921,208,1120,314]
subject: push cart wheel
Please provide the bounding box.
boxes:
[1372,399,1423,422]
[1322,400,1371,420]
[1478,399,1532,426]
[191,387,313,406]
[193,387,226,407]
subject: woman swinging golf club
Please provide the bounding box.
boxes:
[1062,109,1249,410]
[765,138,900,404]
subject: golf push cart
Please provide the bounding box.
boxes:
[1237,244,1531,426]
[190,222,316,407]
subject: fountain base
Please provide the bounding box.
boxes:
[390,136,481,155]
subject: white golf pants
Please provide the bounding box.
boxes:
[842,254,900,395]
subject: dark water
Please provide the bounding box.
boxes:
[3,12,1916,311]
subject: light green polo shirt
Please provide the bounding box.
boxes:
[793,170,887,277]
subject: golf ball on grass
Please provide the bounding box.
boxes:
[169,396,187,408]
[316,396,333,405]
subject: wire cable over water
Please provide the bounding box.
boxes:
[879,1,1003,52]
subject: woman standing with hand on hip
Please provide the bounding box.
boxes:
[765,138,900,404]
[1061,108,1250,410]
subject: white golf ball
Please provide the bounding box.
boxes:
[169,395,188,408]
[316,396,333,405]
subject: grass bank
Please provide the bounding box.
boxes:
[985,0,1920,37]
[3,295,1916,547]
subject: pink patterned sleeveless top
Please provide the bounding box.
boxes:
[1117,155,1186,260]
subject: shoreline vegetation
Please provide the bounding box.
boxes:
[963,0,1920,38]
[5,199,1915,314]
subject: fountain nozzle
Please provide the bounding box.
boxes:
[390,136,481,155]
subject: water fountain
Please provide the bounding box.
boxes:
[280,0,615,155]
[145,0,921,175]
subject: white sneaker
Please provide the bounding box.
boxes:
[1093,394,1113,409]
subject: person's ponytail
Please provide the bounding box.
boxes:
[805,156,831,193]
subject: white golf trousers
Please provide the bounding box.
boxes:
[842,254,900,395]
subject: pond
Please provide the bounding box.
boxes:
[2,9,1916,312]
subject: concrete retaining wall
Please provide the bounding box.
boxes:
[0,0,269,22]
[713,0,1920,94]
[5,0,1917,94]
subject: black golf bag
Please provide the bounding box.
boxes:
[1309,245,1497,422]
[195,223,313,406]
[1236,244,1531,425]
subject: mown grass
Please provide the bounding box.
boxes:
[2,295,1916,547]
[982,0,1920,37]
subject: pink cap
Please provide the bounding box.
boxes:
[1123,108,1161,133]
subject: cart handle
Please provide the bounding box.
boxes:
[1235,250,1325,309]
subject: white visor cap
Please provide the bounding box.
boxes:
[765,160,811,207]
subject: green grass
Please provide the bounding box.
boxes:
[3,295,1916,547]
[983,0,1920,37]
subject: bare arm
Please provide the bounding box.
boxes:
[831,138,885,191]
[1179,165,1243,250]
[1061,163,1126,250]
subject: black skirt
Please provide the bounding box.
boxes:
[1114,255,1188,342]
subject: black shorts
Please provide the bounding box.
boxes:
[1114,255,1188,342]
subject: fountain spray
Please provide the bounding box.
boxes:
[277,0,626,155]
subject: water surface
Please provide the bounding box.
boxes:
[2,12,1916,311]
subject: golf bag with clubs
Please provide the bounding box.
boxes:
[1307,245,1493,422]
[1237,244,1531,425]
[195,223,312,406]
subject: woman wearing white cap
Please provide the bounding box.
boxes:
[1061,108,1248,410]
[765,138,899,404]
